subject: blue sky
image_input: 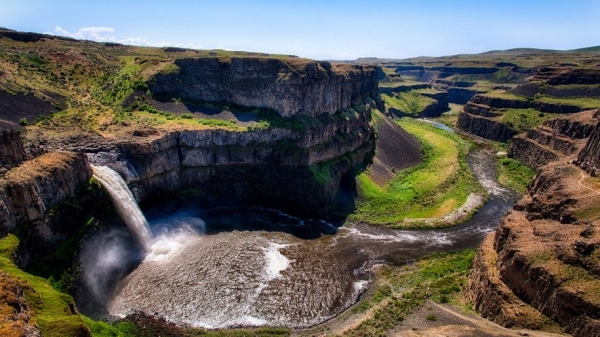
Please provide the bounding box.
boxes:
[2,0,599,60]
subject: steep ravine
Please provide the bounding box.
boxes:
[467,112,600,337]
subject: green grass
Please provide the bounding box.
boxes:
[383,91,436,116]
[343,249,476,336]
[350,118,483,228]
[498,108,559,133]
[495,157,535,193]
[536,95,600,109]
[198,118,238,130]
[82,317,139,337]
[0,234,91,336]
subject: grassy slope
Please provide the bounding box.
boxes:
[341,250,476,336]
[350,118,482,228]
[0,234,100,336]
[382,91,437,116]
[0,33,304,136]
[496,156,536,194]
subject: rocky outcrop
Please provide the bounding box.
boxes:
[147,58,378,118]
[509,110,599,169]
[468,162,600,336]
[578,120,600,176]
[447,88,485,104]
[508,137,560,169]
[546,68,600,85]
[378,83,429,95]
[0,130,26,172]
[468,112,600,336]
[465,235,556,330]
[457,112,517,142]
[418,92,449,117]
[470,95,530,109]
[458,92,592,142]
[0,152,92,233]
[83,103,376,216]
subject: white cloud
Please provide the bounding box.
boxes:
[46,26,203,49]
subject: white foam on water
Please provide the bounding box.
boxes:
[146,224,201,262]
[341,226,453,246]
[353,280,369,293]
[264,243,292,281]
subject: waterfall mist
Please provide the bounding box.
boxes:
[77,227,142,317]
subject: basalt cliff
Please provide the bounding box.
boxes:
[1,57,379,232]
[148,57,378,118]
[466,111,600,336]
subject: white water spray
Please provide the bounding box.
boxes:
[91,165,153,253]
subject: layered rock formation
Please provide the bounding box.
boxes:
[84,103,375,216]
[578,111,600,176]
[509,109,599,169]
[457,93,592,142]
[0,152,91,234]
[467,112,600,337]
[148,57,378,118]
[0,130,26,172]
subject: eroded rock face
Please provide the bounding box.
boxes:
[82,104,376,216]
[457,93,590,142]
[0,152,92,233]
[0,271,41,337]
[468,119,600,336]
[509,110,599,169]
[578,115,600,176]
[0,130,26,172]
[456,112,517,142]
[147,57,378,117]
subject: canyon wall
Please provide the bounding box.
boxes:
[577,111,600,176]
[0,152,92,233]
[508,110,598,169]
[467,112,600,337]
[457,93,589,142]
[148,57,378,118]
[0,130,26,172]
[86,104,375,216]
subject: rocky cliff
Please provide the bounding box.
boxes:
[458,91,592,142]
[456,111,517,142]
[467,113,600,337]
[578,111,600,176]
[508,110,599,169]
[148,57,378,118]
[83,102,376,216]
[0,152,92,234]
[0,130,26,172]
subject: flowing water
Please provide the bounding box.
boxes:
[87,141,518,329]
[91,166,154,253]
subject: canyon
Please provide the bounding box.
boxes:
[0,28,600,337]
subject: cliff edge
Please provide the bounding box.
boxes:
[466,113,600,337]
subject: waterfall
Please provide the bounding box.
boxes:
[91,165,153,253]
